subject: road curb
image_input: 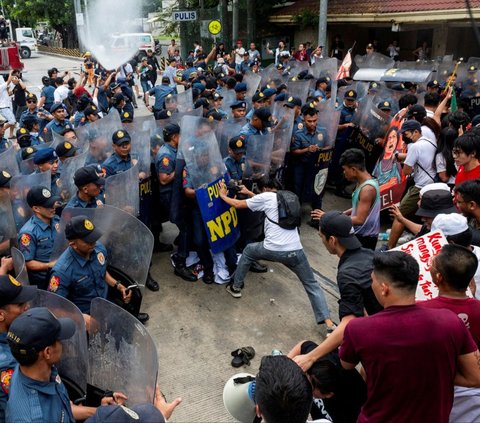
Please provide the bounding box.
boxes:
[37,51,82,62]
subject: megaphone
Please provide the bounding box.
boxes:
[223,373,257,423]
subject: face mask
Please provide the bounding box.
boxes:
[402,135,412,144]
[31,132,38,137]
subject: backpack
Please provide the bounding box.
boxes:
[267,190,301,230]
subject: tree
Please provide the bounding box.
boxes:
[3,0,78,48]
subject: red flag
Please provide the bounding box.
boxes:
[336,50,352,80]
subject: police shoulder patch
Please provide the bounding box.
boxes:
[2,170,10,178]
[97,252,105,265]
[297,123,304,130]
[49,275,60,292]
[20,233,30,247]
[162,157,169,167]
[0,369,13,394]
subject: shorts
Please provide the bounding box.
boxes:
[399,185,421,217]
[0,107,16,125]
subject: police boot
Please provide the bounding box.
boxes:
[174,265,197,282]
[146,271,159,291]
[137,312,150,324]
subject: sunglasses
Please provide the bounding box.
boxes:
[26,100,37,103]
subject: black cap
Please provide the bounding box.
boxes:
[112,129,131,145]
[319,211,361,250]
[377,101,392,111]
[230,100,246,110]
[83,105,99,118]
[26,186,60,208]
[427,80,439,88]
[284,96,302,108]
[253,107,273,127]
[21,146,37,160]
[26,92,37,102]
[22,114,39,126]
[317,76,330,85]
[50,103,65,114]
[7,307,76,352]
[212,92,223,100]
[416,190,457,218]
[228,135,247,153]
[121,111,133,123]
[155,109,173,119]
[33,147,57,165]
[16,127,30,141]
[252,91,266,103]
[206,110,224,121]
[262,88,276,99]
[0,274,36,307]
[0,169,12,187]
[275,92,286,102]
[113,92,125,103]
[194,98,209,109]
[368,82,379,91]
[110,82,121,91]
[65,215,103,242]
[162,76,170,84]
[234,83,247,93]
[163,123,180,140]
[55,141,78,159]
[301,103,318,115]
[399,119,421,133]
[407,104,427,120]
[344,90,357,100]
[74,166,105,188]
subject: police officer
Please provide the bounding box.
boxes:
[6,307,127,422]
[55,140,79,164]
[20,115,45,145]
[48,215,132,315]
[43,103,72,142]
[81,104,100,126]
[224,135,246,180]
[0,274,36,421]
[234,82,247,102]
[330,89,357,197]
[145,77,176,119]
[261,87,276,107]
[210,92,227,118]
[284,96,303,124]
[19,93,52,134]
[156,124,195,282]
[15,128,32,150]
[426,80,440,94]
[66,166,105,209]
[230,100,247,120]
[245,91,266,121]
[33,148,61,196]
[377,100,393,116]
[102,130,135,177]
[17,186,60,289]
[240,107,273,141]
[313,77,329,101]
[0,119,10,154]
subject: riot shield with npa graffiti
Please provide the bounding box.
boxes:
[350,96,392,172]
[104,163,140,216]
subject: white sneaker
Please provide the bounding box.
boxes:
[226,284,242,298]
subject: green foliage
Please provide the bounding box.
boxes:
[292,9,319,29]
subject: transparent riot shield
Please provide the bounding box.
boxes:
[57,151,88,205]
[219,89,237,116]
[9,171,51,231]
[286,79,311,104]
[288,60,310,78]
[311,57,338,79]
[176,89,193,113]
[316,102,341,150]
[0,190,16,255]
[243,133,274,180]
[260,63,278,87]
[243,72,262,100]
[88,297,158,406]
[382,61,433,84]
[134,115,156,133]
[337,81,369,103]
[0,146,19,177]
[51,131,89,153]
[121,121,151,178]
[271,106,295,171]
[372,86,401,115]
[31,290,88,400]
[217,119,246,158]
[51,206,153,293]
[353,52,395,81]
[180,129,225,189]
[12,246,29,285]
[77,111,122,166]
[104,163,140,216]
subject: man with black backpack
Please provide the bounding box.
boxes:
[219,176,336,330]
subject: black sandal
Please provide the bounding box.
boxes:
[230,346,256,367]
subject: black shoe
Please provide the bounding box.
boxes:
[154,242,173,253]
[174,266,197,282]
[146,276,159,291]
[307,219,320,229]
[137,312,149,324]
[334,189,351,199]
[249,261,268,273]
[203,272,215,284]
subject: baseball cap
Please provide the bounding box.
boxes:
[206,110,224,121]
[156,109,173,119]
[26,186,60,208]
[284,96,302,108]
[253,107,273,127]
[7,307,76,352]
[230,101,246,110]
[252,91,265,103]
[368,82,379,91]
[275,92,286,102]
[21,146,37,161]
[234,83,247,93]
[112,129,131,145]
[50,103,65,114]
[194,98,209,109]
[16,127,30,141]
[416,190,457,218]
[399,120,421,134]
[163,123,180,139]
[317,77,330,85]
[0,169,12,187]
[113,93,125,103]
[319,211,361,250]
[74,166,105,188]
[83,105,99,118]
[0,274,36,307]
[431,213,469,236]
[161,76,170,84]
[121,111,133,123]
[85,404,165,423]
[33,147,57,165]
[55,141,78,159]
[229,135,247,153]
[427,80,439,88]
[26,92,37,102]
[407,104,427,120]
[344,90,357,100]
[262,88,276,99]
[378,101,392,111]
[65,215,103,242]
[212,92,223,100]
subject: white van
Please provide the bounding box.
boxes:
[111,33,155,60]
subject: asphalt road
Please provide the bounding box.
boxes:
[23,53,349,422]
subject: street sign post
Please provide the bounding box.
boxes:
[172,11,197,21]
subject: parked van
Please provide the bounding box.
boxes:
[111,33,155,60]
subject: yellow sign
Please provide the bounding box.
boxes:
[208,20,222,35]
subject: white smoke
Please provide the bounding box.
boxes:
[79,0,142,70]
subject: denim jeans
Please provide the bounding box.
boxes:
[141,79,152,94]
[233,242,331,324]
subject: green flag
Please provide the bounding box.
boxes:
[450,90,457,113]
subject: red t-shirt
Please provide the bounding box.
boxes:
[339,305,477,423]
[418,296,480,347]
[455,164,480,187]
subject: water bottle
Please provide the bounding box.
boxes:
[378,232,389,241]
[271,349,283,356]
